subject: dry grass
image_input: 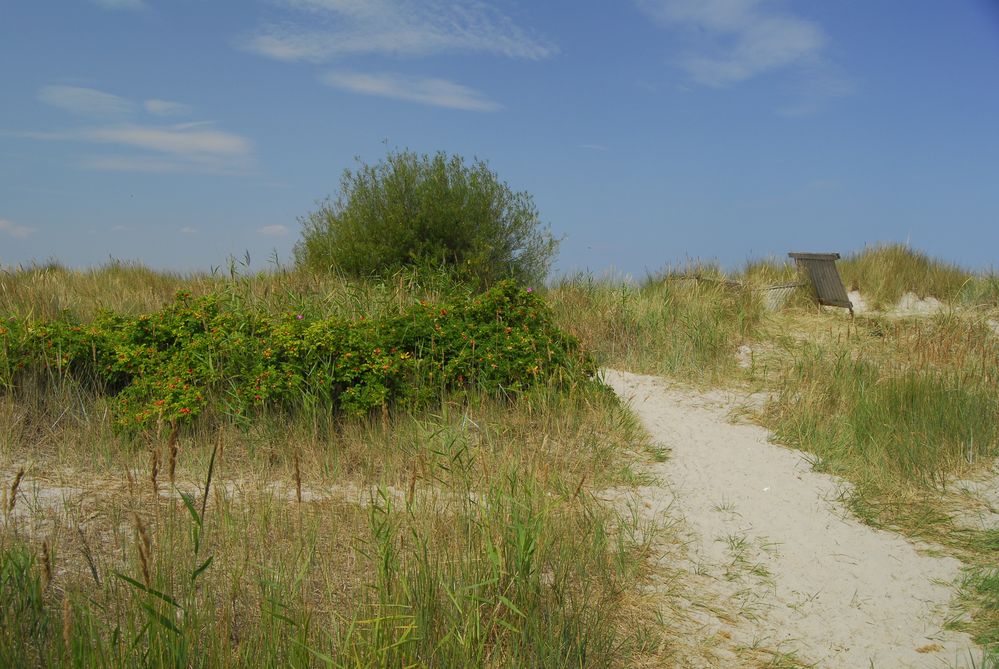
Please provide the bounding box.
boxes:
[748,305,999,658]
[548,272,765,385]
[0,262,715,667]
[5,252,995,665]
[2,374,694,667]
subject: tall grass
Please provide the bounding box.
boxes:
[735,245,999,311]
[759,312,999,655]
[764,314,999,498]
[0,377,670,667]
[0,261,681,667]
[1,468,655,666]
[5,251,997,664]
[0,260,471,323]
[738,257,799,286]
[549,270,764,384]
[837,244,973,308]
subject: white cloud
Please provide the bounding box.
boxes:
[81,155,227,174]
[242,0,555,62]
[25,85,251,175]
[180,226,198,234]
[0,218,34,239]
[92,0,145,9]
[322,71,500,111]
[258,224,289,236]
[144,99,194,116]
[19,122,255,175]
[639,0,826,87]
[578,143,609,151]
[38,85,135,116]
[82,124,252,158]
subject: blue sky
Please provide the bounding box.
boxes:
[3,0,999,276]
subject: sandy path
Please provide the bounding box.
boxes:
[602,369,977,668]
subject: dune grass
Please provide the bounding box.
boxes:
[754,309,999,657]
[763,314,999,491]
[732,244,999,312]
[548,270,765,385]
[0,259,473,323]
[837,244,986,309]
[0,394,654,667]
[3,250,998,665]
[0,371,677,668]
[0,263,694,668]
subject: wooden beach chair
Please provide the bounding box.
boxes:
[788,252,853,314]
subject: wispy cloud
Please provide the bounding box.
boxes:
[38,85,135,116]
[639,0,826,87]
[24,86,254,175]
[242,0,555,62]
[92,0,145,9]
[79,154,242,175]
[258,224,289,236]
[0,218,35,239]
[144,99,193,116]
[777,69,856,116]
[21,124,253,174]
[321,71,500,111]
[82,125,252,158]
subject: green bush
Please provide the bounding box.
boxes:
[294,150,559,288]
[1,281,594,432]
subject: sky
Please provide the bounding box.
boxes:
[3,0,999,277]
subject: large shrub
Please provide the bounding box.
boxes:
[294,150,559,288]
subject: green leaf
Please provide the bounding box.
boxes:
[179,490,201,527]
[140,601,181,635]
[497,595,526,619]
[114,572,182,609]
[191,555,213,583]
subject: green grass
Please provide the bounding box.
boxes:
[765,345,998,489]
[4,250,998,666]
[0,263,688,668]
[762,314,999,490]
[549,270,764,384]
[755,310,999,659]
[0,380,674,668]
[0,259,471,323]
[959,567,999,660]
[837,243,975,308]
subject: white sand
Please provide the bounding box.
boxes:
[847,290,868,314]
[847,290,947,317]
[953,467,999,532]
[602,368,978,668]
[894,292,945,317]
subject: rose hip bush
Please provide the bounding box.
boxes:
[0,281,594,432]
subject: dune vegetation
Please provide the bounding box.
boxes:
[0,260,690,667]
[3,156,998,669]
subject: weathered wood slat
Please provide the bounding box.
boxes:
[788,252,853,311]
[788,252,841,262]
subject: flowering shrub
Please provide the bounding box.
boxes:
[0,281,593,431]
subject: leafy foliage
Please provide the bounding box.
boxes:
[1,281,593,431]
[294,150,559,287]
